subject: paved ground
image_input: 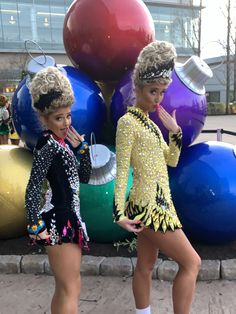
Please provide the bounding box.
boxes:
[0,274,236,314]
[194,114,236,145]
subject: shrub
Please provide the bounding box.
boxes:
[230,102,236,114]
[207,102,226,115]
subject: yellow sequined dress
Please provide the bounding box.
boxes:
[114,106,183,233]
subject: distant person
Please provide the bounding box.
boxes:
[0,94,10,144]
[25,67,91,314]
[7,100,20,145]
[114,41,201,314]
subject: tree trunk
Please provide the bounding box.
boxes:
[234,26,236,103]
[226,0,231,114]
[197,0,202,57]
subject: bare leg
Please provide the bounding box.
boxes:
[133,233,158,310]
[142,228,201,314]
[2,134,8,144]
[46,243,82,314]
[11,139,20,145]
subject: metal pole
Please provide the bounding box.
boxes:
[234,17,236,102]
[217,129,222,141]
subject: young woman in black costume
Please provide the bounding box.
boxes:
[25,66,91,314]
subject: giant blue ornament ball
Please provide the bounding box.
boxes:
[12,66,107,150]
[110,56,212,147]
[169,141,236,244]
[11,77,42,150]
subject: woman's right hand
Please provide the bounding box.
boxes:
[117,218,144,233]
[157,106,180,134]
[66,126,85,148]
[29,229,50,240]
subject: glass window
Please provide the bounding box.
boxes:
[34,1,52,49]
[144,0,193,4]
[0,1,20,47]
[0,10,3,45]
[18,2,33,43]
[229,91,234,103]
[50,4,66,50]
[146,4,199,55]
[0,0,199,54]
[207,91,220,102]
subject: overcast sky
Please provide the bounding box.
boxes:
[201,0,235,59]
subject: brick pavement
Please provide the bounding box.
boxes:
[1,254,236,281]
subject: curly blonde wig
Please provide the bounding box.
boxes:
[29,67,74,116]
[133,40,177,88]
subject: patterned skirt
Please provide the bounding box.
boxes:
[125,199,182,233]
[0,123,9,135]
[31,208,89,251]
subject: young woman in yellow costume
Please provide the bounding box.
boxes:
[114,41,201,314]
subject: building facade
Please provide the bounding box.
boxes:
[144,0,200,57]
[204,56,235,104]
[0,0,201,93]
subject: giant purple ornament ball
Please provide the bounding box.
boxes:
[110,56,213,147]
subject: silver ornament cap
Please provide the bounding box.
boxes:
[175,55,213,95]
[27,55,56,76]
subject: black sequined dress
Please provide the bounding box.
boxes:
[25,131,91,250]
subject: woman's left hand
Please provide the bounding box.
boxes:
[66,126,85,148]
[157,105,180,134]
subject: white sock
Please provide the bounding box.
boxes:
[136,305,151,314]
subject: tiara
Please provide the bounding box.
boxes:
[139,59,175,81]
[34,90,62,111]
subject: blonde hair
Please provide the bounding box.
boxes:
[29,67,74,116]
[133,40,177,87]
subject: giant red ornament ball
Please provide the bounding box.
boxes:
[63,0,155,82]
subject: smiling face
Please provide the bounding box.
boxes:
[135,82,169,114]
[41,106,72,139]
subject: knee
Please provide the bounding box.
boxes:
[56,275,81,298]
[136,257,157,276]
[180,254,201,276]
[193,254,201,273]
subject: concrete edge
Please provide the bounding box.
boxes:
[0,255,236,281]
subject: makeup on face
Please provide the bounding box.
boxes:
[43,107,72,139]
[136,82,169,114]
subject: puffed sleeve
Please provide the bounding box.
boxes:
[161,129,182,167]
[25,137,56,233]
[113,115,135,222]
[77,141,92,183]
[2,107,9,121]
